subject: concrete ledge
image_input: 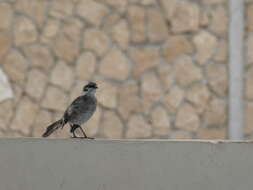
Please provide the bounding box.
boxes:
[0,138,252,190]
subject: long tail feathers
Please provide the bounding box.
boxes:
[42,119,65,137]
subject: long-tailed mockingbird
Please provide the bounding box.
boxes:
[42,82,98,138]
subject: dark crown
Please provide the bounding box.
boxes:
[83,82,98,91]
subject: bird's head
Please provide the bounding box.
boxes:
[82,82,98,95]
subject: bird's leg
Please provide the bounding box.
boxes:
[70,124,78,138]
[72,130,77,138]
[75,125,94,139]
[79,126,87,138]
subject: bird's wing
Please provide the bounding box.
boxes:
[64,96,83,118]
[64,95,96,120]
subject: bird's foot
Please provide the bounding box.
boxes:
[83,137,95,140]
[71,136,94,140]
[80,136,95,140]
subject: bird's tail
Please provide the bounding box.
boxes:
[42,119,65,137]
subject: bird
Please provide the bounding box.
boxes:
[42,82,98,139]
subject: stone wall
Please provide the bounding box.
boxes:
[0,0,230,139]
[245,0,253,139]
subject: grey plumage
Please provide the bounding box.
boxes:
[42,82,98,138]
[64,95,96,125]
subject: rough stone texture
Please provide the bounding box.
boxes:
[12,84,23,105]
[202,0,226,5]
[15,0,47,28]
[97,80,118,109]
[164,86,184,113]
[50,0,73,19]
[53,128,71,138]
[174,56,203,87]
[206,64,228,97]
[85,106,101,137]
[77,0,109,26]
[128,0,139,3]
[76,52,96,81]
[11,96,39,134]
[214,40,227,62]
[118,81,142,120]
[40,18,60,44]
[141,0,157,6]
[102,13,121,33]
[245,66,253,100]
[159,0,177,21]
[193,31,218,65]
[0,100,13,130]
[209,6,228,36]
[147,8,169,43]
[3,50,29,86]
[0,2,13,30]
[25,69,47,100]
[14,16,38,46]
[170,131,192,139]
[0,31,11,58]
[51,112,64,126]
[69,80,88,103]
[54,33,79,63]
[204,98,227,127]
[151,106,171,136]
[171,1,200,33]
[41,86,69,111]
[62,18,83,44]
[50,61,75,91]
[101,0,127,13]
[176,103,200,132]
[126,115,152,138]
[110,19,129,50]
[102,110,123,139]
[157,64,174,90]
[33,110,52,137]
[128,5,146,43]
[197,128,226,139]
[23,45,54,72]
[130,47,160,77]
[53,19,82,63]
[247,4,253,32]
[83,28,110,57]
[163,36,193,64]
[247,34,253,65]
[0,0,230,139]
[141,72,163,112]
[99,48,130,81]
[186,83,210,114]
[199,11,209,27]
[244,103,253,134]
